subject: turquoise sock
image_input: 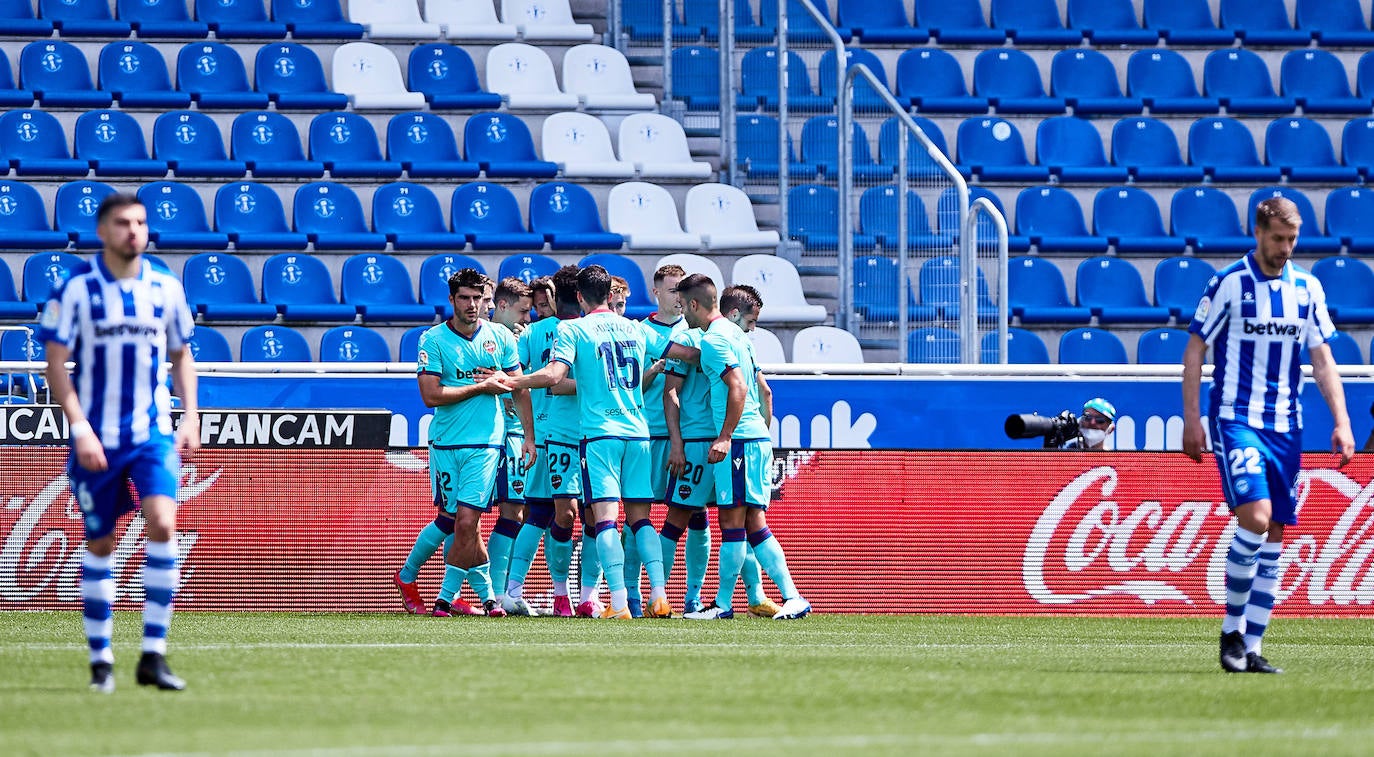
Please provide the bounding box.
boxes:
[632,521,665,589]
[505,522,547,593]
[466,562,493,603]
[750,530,798,600]
[580,533,602,593]
[399,522,447,583]
[714,532,747,611]
[435,535,456,602]
[659,534,679,585]
[742,547,765,605]
[440,564,468,605]
[595,525,626,592]
[547,524,574,585]
[486,518,521,596]
[622,527,643,601]
[685,525,710,605]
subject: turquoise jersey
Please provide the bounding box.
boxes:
[551,309,673,440]
[417,320,519,448]
[699,317,770,440]
[493,322,523,437]
[664,328,716,439]
[520,315,581,444]
[641,314,688,437]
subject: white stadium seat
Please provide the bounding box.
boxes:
[541,112,636,178]
[608,182,702,250]
[331,43,428,109]
[485,43,580,110]
[655,252,725,292]
[618,113,712,179]
[562,44,657,111]
[749,326,788,364]
[732,254,828,324]
[792,326,864,364]
[348,0,443,39]
[501,0,595,41]
[424,0,518,40]
[684,183,780,250]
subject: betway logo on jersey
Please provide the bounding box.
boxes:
[1242,320,1300,337]
[93,322,164,339]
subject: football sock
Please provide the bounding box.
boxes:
[749,528,799,601]
[742,546,766,605]
[659,522,684,584]
[466,562,494,604]
[1244,542,1283,654]
[399,520,449,584]
[1222,526,1265,634]
[486,517,522,597]
[547,523,574,596]
[622,526,643,604]
[685,511,711,606]
[440,564,468,607]
[714,529,748,612]
[579,523,602,603]
[81,551,114,665]
[595,521,627,609]
[506,503,554,599]
[632,519,666,598]
[142,540,178,655]
[435,535,456,602]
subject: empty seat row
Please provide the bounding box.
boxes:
[964,325,1374,366]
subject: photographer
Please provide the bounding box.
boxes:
[1005,397,1117,451]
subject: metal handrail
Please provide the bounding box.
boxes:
[965,197,1010,363]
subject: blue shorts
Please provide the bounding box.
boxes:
[69,435,180,540]
[494,433,527,504]
[581,437,653,505]
[666,439,714,510]
[1211,418,1302,526]
[430,446,501,513]
[649,437,672,502]
[711,438,773,510]
[546,438,583,500]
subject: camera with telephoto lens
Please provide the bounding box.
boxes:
[1004,410,1082,449]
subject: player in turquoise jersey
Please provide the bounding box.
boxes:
[530,275,555,321]
[673,275,810,621]
[394,269,532,618]
[505,266,585,617]
[505,265,699,618]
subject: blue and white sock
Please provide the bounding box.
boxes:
[399,520,450,584]
[82,551,114,665]
[749,528,798,601]
[1222,526,1265,635]
[1244,542,1283,654]
[142,540,178,655]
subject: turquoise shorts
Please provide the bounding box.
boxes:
[581,437,654,505]
[524,440,551,502]
[649,437,671,501]
[495,433,528,504]
[712,438,773,510]
[666,439,713,510]
[546,438,583,500]
[430,445,501,513]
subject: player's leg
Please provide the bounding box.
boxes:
[1212,419,1272,672]
[576,505,604,616]
[547,497,578,617]
[439,448,504,617]
[684,509,711,613]
[128,438,188,689]
[624,439,670,617]
[742,546,781,617]
[622,523,644,618]
[487,434,527,604]
[396,450,457,614]
[735,439,807,619]
[70,458,127,693]
[665,439,712,612]
[503,499,551,615]
[1240,433,1300,674]
[584,439,631,618]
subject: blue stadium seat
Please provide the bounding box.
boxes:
[453,182,545,250]
[622,0,697,42]
[838,0,928,44]
[1246,186,1341,253]
[408,43,502,110]
[55,180,116,249]
[181,252,277,321]
[1298,331,1364,364]
[918,255,996,321]
[153,111,245,179]
[419,253,486,316]
[0,180,70,249]
[39,0,130,36]
[308,113,402,179]
[255,43,349,110]
[320,326,390,363]
[498,253,560,285]
[0,48,33,108]
[818,48,892,112]
[972,49,1065,115]
[463,112,558,178]
[914,0,1005,44]
[1137,328,1190,364]
[20,41,112,108]
[1325,186,1374,253]
[1342,118,1374,181]
[858,185,954,252]
[387,112,480,179]
[894,49,986,113]
[578,253,655,319]
[1008,256,1091,324]
[852,256,930,322]
[1153,256,1217,318]
[1143,0,1235,44]
[0,0,52,36]
[908,326,962,364]
[23,251,83,302]
[241,325,312,363]
[529,182,623,250]
[740,47,830,113]
[957,118,1049,183]
[1220,0,1312,46]
[1189,117,1282,183]
[176,43,270,110]
[138,181,229,250]
[1170,187,1253,255]
[788,184,876,253]
[1111,116,1204,183]
[1359,54,1374,102]
[294,182,387,251]
[270,0,364,39]
[262,253,356,322]
[98,41,192,109]
[186,325,233,362]
[754,0,849,43]
[1126,49,1220,114]
[398,325,427,362]
[119,0,209,37]
[1067,0,1160,45]
[0,326,46,396]
[342,254,435,323]
[0,110,86,177]
[1203,49,1294,115]
[1296,0,1374,47]
[372,182,465,250]
[1266,117,1359,183]
[877,116,958,180]
[1310,257,1374,323]
[991,0,1081,45]
[1093,186,1186,254]
[231,112,325,178]
[73,110,166,177]
[800,116,891,182]
[682,0,725,40]
[1050,49,1144,116]
[981,327,1050,365]
[1036,116,1129,183]
[1059,327,1129,364]
[937,186,1029,251]
[1076,256,1171,324]
[670,46,720,111]
[215,182,308,250]
[1014,186,1107,253]
[736,114,818,181]
[194,0,287,39]
[1280,50,1368,115]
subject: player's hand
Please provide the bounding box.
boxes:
[707,436,730,464]
[175,412,201,459]
[74,434,109,472]
[522,437,538,467]
[1182,418,1206,463]
[481,371,513,394]
[667,443,687,476]
[1333,424,1356,468]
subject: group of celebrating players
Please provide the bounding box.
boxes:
[392,261,811,621]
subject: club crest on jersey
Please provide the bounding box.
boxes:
[483,340,497,354]
[551,474,563,488]
[677,483,692,499]
[512,480,525,494]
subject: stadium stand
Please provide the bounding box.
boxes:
[1059,327,1129,365]
[794,325,866,364]
[182,253,277,322]
[749,326,788,364]
[262,253,356,322]
[54,181,117,248]
[321,326,391,363]
[0,180,69,249]
[331,43,427,110]
[186,325,233,362]
[256,43,349,110]
[982,327,1051,365]
[606,182,701,250]
[154,111,247,179]
[731,254,828,323]
[1137,328,1190,364]
[241,325,312,363]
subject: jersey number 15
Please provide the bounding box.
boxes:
[597,340,641,390]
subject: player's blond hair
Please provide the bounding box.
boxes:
[610,275,630,298]
[1255,197,1302,231]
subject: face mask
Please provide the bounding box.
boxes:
[1080,428,1107,448]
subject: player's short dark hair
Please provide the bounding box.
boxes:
[672,273,717,309]
[447,267,488,296]
[720,284,763,315]
[96,193,143,224]
[577,265,612,308]
[529,275,555,302]
[1255,197,1302,231]
[552,265,581,315]
[653,264,686,284]
[494,276,532,306]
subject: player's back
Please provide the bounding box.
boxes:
[521,315,581,443]
[666,328,716,440]
[419,321,517,448]
[641,314,688,437]
[700,317,770,440]
[553,310,658,440]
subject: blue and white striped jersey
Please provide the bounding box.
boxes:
[36,256,195,449]
[1188,251,1336,433]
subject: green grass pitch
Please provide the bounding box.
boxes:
[3,613,1374,756]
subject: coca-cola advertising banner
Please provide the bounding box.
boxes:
[3,448,1372,614]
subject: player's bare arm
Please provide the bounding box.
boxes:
[664,342,700,365]
[501,360,570,391]
[45,341,108,472]
[548,376,578,396]
[756,371,773,425]
[663,372,687,476]
[417,371,512,408]
[510,367,538,466]
[1181,333,1209,463]
[709,367,747,464]
[1308,343,1355,467]
[169,345,200,457]
[642,358,667,388]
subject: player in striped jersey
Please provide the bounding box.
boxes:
[1183,197,1355,674]
[40,194,199,692]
